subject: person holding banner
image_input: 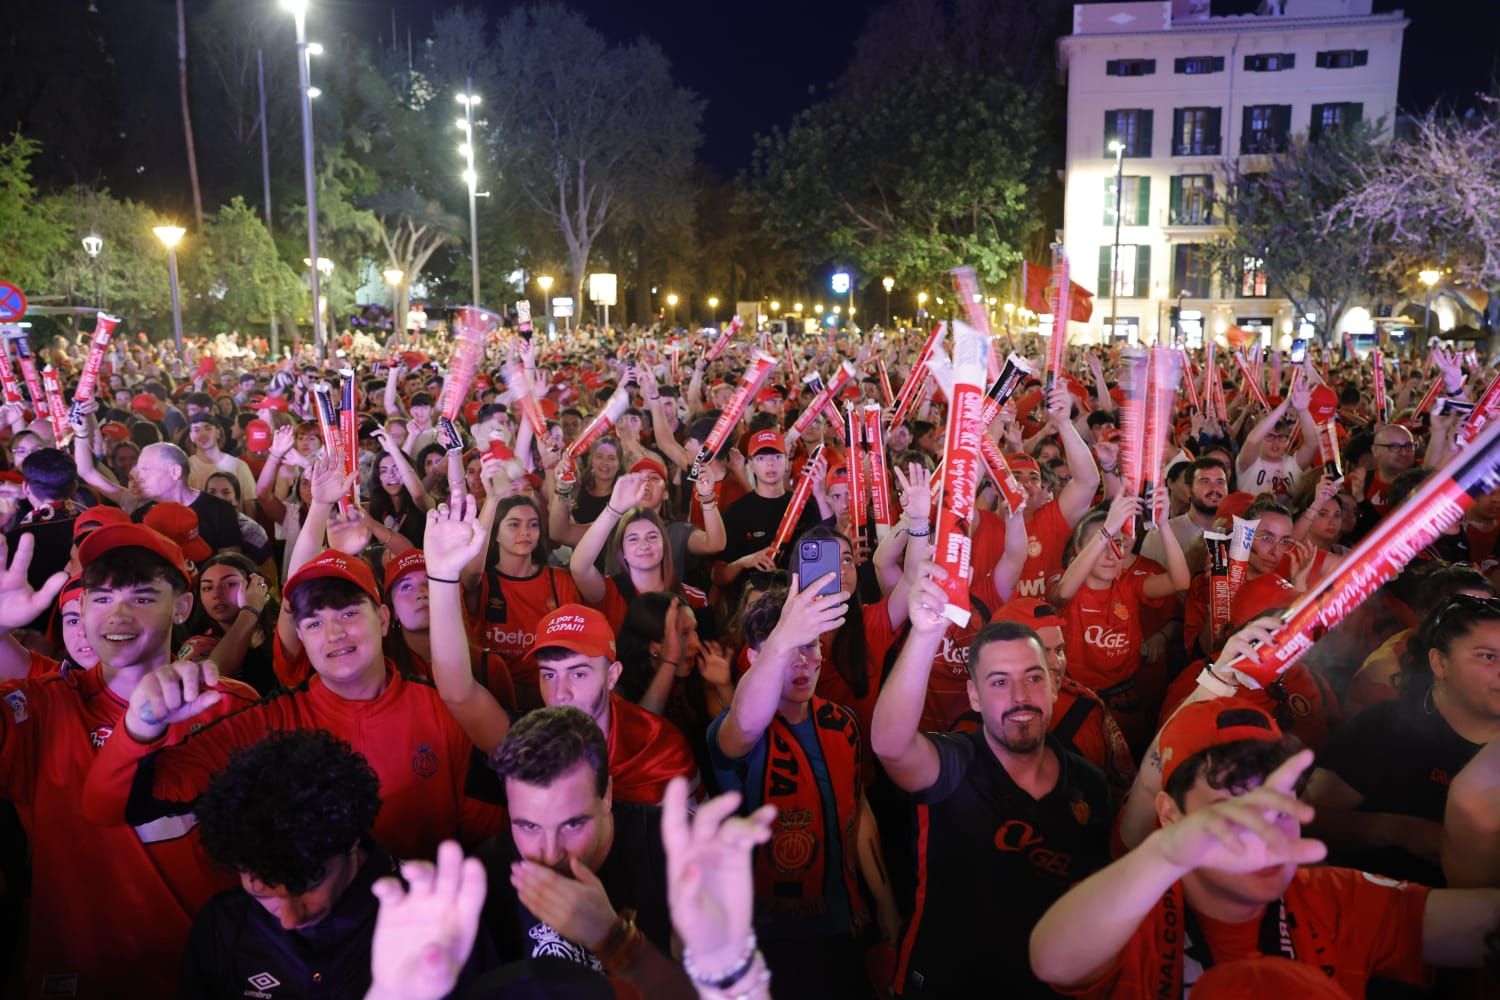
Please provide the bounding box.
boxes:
[1235,384,1318,505]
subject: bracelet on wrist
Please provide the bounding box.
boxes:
[427,575,461,584]
[684,934,760,990]
[593,909,644,974]
[606,504,627,517]
[907,524,931,538]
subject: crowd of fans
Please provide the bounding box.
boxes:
[1,316,1499,999]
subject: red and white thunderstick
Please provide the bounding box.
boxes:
[770,444,823,562]
[704,315,744,364]
[1142,347,1184,527]
[437,307,493,448]
[978,352,1035,428]
[1208,415,1500,690]
[888,323,944,430]
[1459,373,1500,446]
[876,360,895,407]
[0,336,23,405]
[340,369,359,506]
[951,265,1001,382]
[68,312,119,424]
[40,366,69,445]
[312,382,353,514]
[689,351,778,484]
[1180,348,1201,413]
[1416,376,1445,416]
[863,404,894,538]
[785,361,856,450]
[1226,515,1258,604]
[1232,350,1270,410]
[13,338,46,416]
[1205,530,1231,647]
[930,320,988,626]
[503,360,549,438]
[1116,349,1148,538]
[844,401,866,549]
[979,434,1026,515]
[1371,350,1389,423]
[562,388,630,476]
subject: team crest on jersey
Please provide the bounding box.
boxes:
[412,744,439,778]
[770,807,817,876]
[1027,537,1042,558]
[1289,693,1311,717]
[1071,796,1090,825]
[5,690,28,724]
[90,725,114,749]
[1112,601,1129,622]
[244,970,281,997]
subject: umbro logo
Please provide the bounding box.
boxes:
[244,971,280,997]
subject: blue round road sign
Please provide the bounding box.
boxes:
[0,283,26,323]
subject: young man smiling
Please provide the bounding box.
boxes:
[83,548,504,863]
[0,523,260,997]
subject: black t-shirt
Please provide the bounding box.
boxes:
[136,492,245,554]
[721,489,822,565]
[1317,696,1480,885]
[571,490,608,526]
[898,731,1110,998]
[479,802,672,973]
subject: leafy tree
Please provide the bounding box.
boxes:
[487,6,703,308]
[181,196,302,333]
[1206,119,1392,342]
[0,134,67,292]
[1328,101,1500,333]
[742,63,1047,289]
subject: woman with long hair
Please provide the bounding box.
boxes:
[366,428,431,548]
[547,437,625,546]
[181,553,279,695]
[461,493,581,710]
[1307,593,1500,885]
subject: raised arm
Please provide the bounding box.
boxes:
[1055,493,1139,604]
[992,505,1030,603]
[1444,737,1500,888]
[570,474,648,604]
[1141,493,1190,599]
[1237,395,1292,476]
[1048,383,1102,525]
[716,571,848,760]
[424,496,511,755]
[0,534,68,680]
[276,456,352,661]
[1288,375,1320,469]
[684,469,726,556]
[207,574,270,681]
[374,425,431,510]
[70,410,129,505]
[255,425,294,523]
[870,562,948,793]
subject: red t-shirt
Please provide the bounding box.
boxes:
[84,667,503,862]
[1160,660,1343,754]
[1061,571,1167,694]
[970,500,1075,602]
[607,693,700,804]
[1056,867,1431,999]
[273,633,515,711]
[472,567,583,705]
[916,575,1003,733]
[2,665,259,998]
[1366,471,1396,514]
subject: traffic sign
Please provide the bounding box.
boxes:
[0,283,26,323]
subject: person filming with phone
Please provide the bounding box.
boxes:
[708,532,902,998]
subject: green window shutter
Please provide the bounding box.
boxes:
[1354,50,1368,66]
[1134,246,1152,296]
[1103,176,1116,225]
[1349,102,1363,126]
[1206,107,1222,154]
[1283,53,1295,69]
[1212,56,1225,72]
[1204,175,1215,223]
[1241,107,1255,153]
[1173,108,1185,154]
[1316,51,1330,68]
[1139,110,1154,157]
[1135,177,1151,225]
[1104,111,1118,157]
[1274,105,1293,149]
[1099,246,1112,295]
[1170,176,1183,223]
[1144,59,1157,74]
[1310,103,1326,141]
[1174,57,1187,73]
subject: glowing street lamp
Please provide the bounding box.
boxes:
[881,275,894,325]
[82,234,104,307]
[382,267,404,331]
[283,0,325,356]
[153,225,187,352]
[1420,268,1442,337]
[666,293,679,325]
[456,87,484,306]
[769,300,781,314]
[708,296,720,322]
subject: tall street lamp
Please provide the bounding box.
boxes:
[537,274,554,332]
[283,0,325,358]
[708,296,719,324]
[383,268,404,335]
[456,86,483,307]
[666,293,679,326]
[1419,268,1441,338]
[82,234,103,308]
[832,271,853,330]
[882,275,894,326]
[153,225,186,353]
[1108,139,1125,342]
[917,291,928,320]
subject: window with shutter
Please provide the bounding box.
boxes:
[1169,175,1213,225]
[1134,247,1152,297]
[1105,110,1152,157]
[1245,52,1295,72]
[1107,58,1157,76]
[1174,107,1220,155]
[1175,56,1225,75]
[1099,245,1145,298]
[1174,244,1213,298]
[1316,49,1367,69]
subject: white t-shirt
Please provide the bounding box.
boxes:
[1239,454,1302,502]
[188,452,257,508]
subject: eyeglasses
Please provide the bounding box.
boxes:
[1374,441,1416,453]
[1254,532,1297,550]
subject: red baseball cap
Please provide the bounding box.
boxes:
[992,597,1065,634]
[1159,697,1282,787]
[1308,385,1338,424]
[245,419,272,452]
[255,394,290,413]
[73,504,131,541]
[629,456,667,479]
[1230,573,1299,628]
[538,397,559,419]
[1006,453,1040,474]
[99,421,130,443]
[131,393,166,421]
[756,385,783,404]
[77,523,191,584]
[746,429,785,456]
[143,502,213,562]
[284,550,382,606]
[826,463,850,487]
[383,548,427,591]
[1192,957,1349,999]
[58,574,85,609]
[533,604,616,660]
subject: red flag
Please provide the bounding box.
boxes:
[1022,262,1094,322]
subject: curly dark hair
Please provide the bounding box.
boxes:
[195,729,381,894]
[1164,735,1307,810]
[490,706,608,796]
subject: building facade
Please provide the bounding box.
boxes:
[1057,0,1407,348]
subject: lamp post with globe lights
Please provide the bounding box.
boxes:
[383,268,404,334]
[82,234,104,308]
[282,0,326,358]
[666,293,679,327]
[456,86,484,307]
[708,296,719,324]
[153,225,187,352]
[882,275,894,326]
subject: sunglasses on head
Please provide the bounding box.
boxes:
[1431,593,1500,632]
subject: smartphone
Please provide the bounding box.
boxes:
[1290,338,1308,364]
[795,538,843,597]
[1435,398,1475,418]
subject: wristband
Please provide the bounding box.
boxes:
[427,576,461,584]
[594,909,644,974]
[684,933,759,990]
[1196,666,1238,698]
[606,504,626,517]
[236,606,260,619]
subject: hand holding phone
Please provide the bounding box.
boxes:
[795,537,844,597]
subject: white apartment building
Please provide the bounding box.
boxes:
[1057,0,1408,348]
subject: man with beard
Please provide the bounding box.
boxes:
[871,562,1110,997]
[1356,422,1420,527]
[1141,458,1228,573]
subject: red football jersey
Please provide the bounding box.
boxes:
[607,692,700,804]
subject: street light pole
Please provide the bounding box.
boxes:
[257,48,280,358]
[153,226,186,353]
[383,268,404,336]
[82,234,103,308]
[882,276,894,326]
[537,275,554,334]
[284,0,323,359]
[1109,140,1125,343]
[456,84,482,307]
[1419,268,1441,340]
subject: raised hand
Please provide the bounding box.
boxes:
[1045,381,1072,427]
[0,535,67,632]
[767,570,848,652]
[126,659,224,741]
[1153,749,1325,874]
[697,640,732,688]
[661,778,774,975]
[733,546,778,574]
[309,455,355,505]
[326,507,372,555]
[893,462,933,524]
[608,472,650,513]
[369,841,488,1000]
[1103,491,1143,535]
[423,495,487,578]
[270,424,296,459]
[239,573,270,614]
[906,561,950,637]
